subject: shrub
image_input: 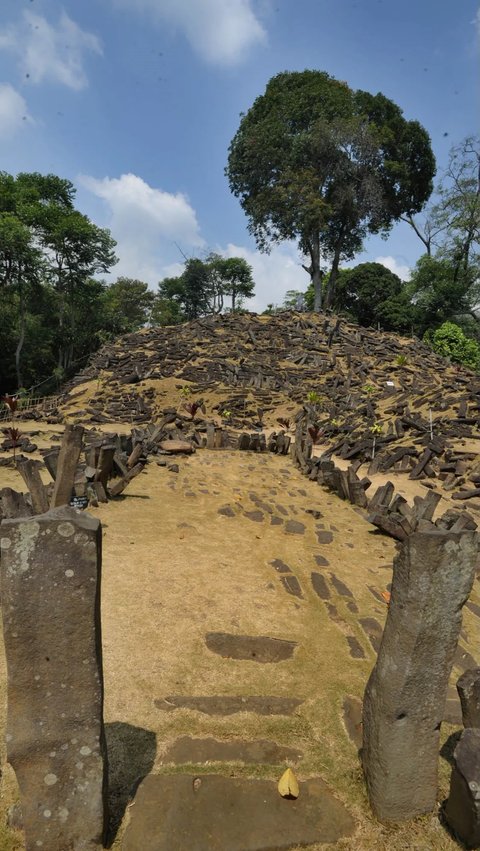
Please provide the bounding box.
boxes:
[426,322,480,371]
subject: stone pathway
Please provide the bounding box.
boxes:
[77,449,480,849]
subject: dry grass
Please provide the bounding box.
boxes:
[0,442,476,850]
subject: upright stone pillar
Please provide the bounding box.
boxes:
[362,530,477,823]
[445,728,480,847]
[0,506,108,850]
[457,668,480,729]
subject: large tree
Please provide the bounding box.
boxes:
[0,171,117,390]
[153,254,255,324]
[333,261,413,331]
[226,70,435,310]
[102,277,154,334]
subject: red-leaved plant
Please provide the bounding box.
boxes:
[308,424,322,445]
[2,427,22,461]
[2,393,22,462]
[184,400,206,419]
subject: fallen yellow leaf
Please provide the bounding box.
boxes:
[278,768,299,799]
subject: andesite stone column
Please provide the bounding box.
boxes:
[0,505,108,850]
[445,728,480,847]
[362,529,477,823]
[457,668,480,729]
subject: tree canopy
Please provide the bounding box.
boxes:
[152,254,255,325]
[332,262,413,332]
[0,171,117,389]
[226,70,435,310]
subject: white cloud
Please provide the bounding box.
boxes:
[80,172,205,284]
[112,0,266,64]
[0,83,33,139]
[0,11,102,90]
[220,242,308,311]
[374,255,411,281]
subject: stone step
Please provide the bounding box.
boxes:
[159,736,303,766]
[121,774,355,851]
[154,695,303,716]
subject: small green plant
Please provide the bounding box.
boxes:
[179,386,192,398]
[363,383,376,395]
[369,422,383,435]
[306,390,321,405]
[394,354,408,367]
[221,409,232,420]
[330,417,342,428]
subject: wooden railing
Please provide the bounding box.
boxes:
[0,394,62,421]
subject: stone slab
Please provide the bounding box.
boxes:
[205,633,297,663]
[0,506,107,850]
[160,737,303,765]
[154,695,303,716]
[343,696,363,748]
[121,774,355,851]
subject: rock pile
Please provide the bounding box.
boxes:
[43,311,480,501]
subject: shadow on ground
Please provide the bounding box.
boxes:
[105,721,157,846]
[440,730,462,767]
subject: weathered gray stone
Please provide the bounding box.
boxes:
[161,736,303,765]
[205,632,297,663]
[50,424,84,508]
[94,444,116,490]
[154,695,303,715]
[457,668,480,728]
[121,774,355,851]
[0,487,33,519]
[362,530,477,823]
[445,728,480,848]
[16,458,49,514]
[0,506,107,850]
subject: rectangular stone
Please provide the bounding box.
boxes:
[362,530,477,823]
[50,424,84,508]
[16,458,49,515]
[0,506,107,850]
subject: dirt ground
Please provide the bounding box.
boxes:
[0,426,479,849]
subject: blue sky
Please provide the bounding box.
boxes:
[0,0,478,310]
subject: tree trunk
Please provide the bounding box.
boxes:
[325,245,342,310]
[310,237,322,312]
[15,284,26,390]
[231,290,236,313]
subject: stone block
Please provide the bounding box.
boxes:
[362,530,477,823]
[445,728,480,848]
[457,668,480,728]
[0,506,107,850]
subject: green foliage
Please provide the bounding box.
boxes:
[0,171,117,392]
[226,70,435,310]
[102,277,154,334]
[369,422,383,435]
[332,262,414,331]
[409,254,476,335]
[306,390,321,404]
[282,290,306,310]
[426,322,480,371]
[395,354,408,366]
[153,254,255,324]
